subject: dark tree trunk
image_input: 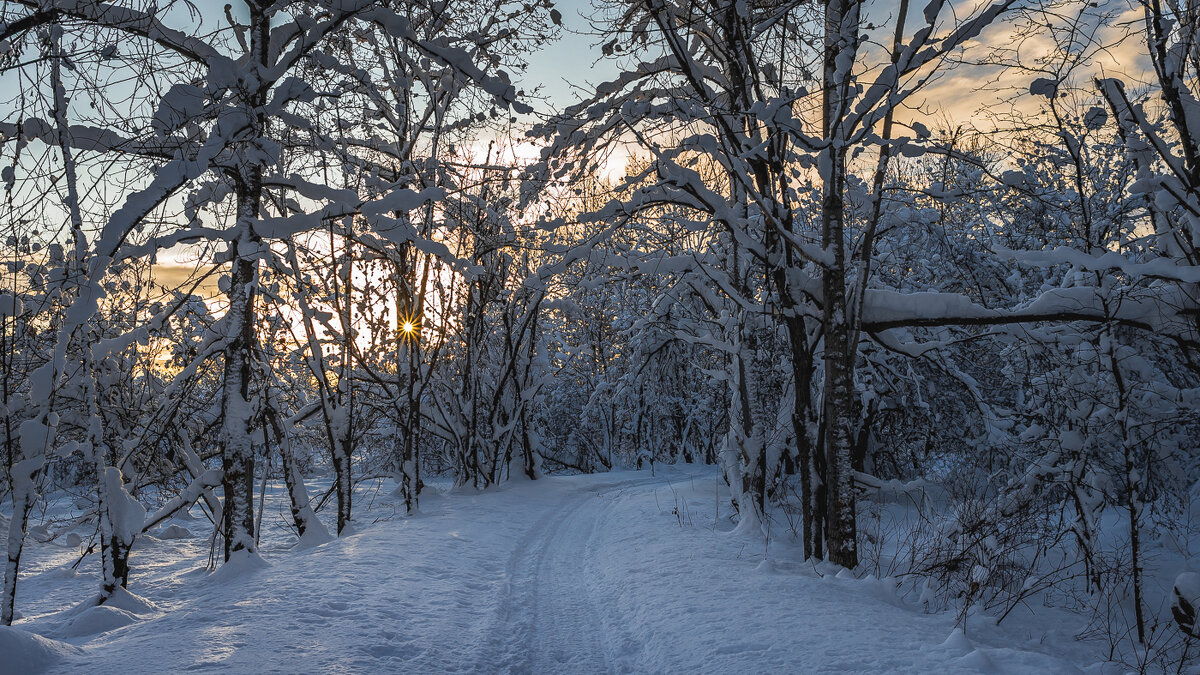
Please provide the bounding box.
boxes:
[221,240,260,561]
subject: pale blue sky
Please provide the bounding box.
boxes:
[521,0,615,112]
[200,0,613,113]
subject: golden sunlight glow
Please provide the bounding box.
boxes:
[398,310,423,342]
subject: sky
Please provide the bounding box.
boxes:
[18,0,1150,135]
[1,0,1155,296]
[193,0,615,113]
[521,0,616,111]
[515,0,1153,132]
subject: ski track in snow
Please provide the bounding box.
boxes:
[6,467,1093,674]
[479,489,603,674]
[477,475,671,675]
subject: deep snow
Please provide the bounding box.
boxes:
[4,466,1101,673]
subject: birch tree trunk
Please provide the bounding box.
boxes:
[820,0,861,568]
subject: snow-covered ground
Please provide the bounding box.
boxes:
[4,466,1104,673]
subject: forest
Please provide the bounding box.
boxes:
[0,0,1198,671]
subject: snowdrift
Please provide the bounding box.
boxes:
[0,626,81,675]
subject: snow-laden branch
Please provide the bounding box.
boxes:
[10,0,225,64]
[999,246,1200,284]
[860,286,1196,341]
[0,118,176,159]
[140,469,223,533]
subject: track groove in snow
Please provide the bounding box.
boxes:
[475,474,669,674]
[478,496,605,673]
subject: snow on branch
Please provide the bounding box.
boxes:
[9,0,224,64]
[860,286,1196,341]
[999,246,1200,284]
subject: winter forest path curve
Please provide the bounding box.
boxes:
[13,466,1092,674]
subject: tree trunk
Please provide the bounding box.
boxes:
[51,29,136,598]
[220,196,261,561]
[333,231,354,534]
[218,0,272,563]
[786,316,821,560]
[400,333,422,512]
[820,0,861,569]
[2,453,40,625]
[265,404,328,542]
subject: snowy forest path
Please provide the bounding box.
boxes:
[25,469,680,674]
[20,466,1090,674]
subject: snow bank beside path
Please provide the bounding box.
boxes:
[582,472,1087,674]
